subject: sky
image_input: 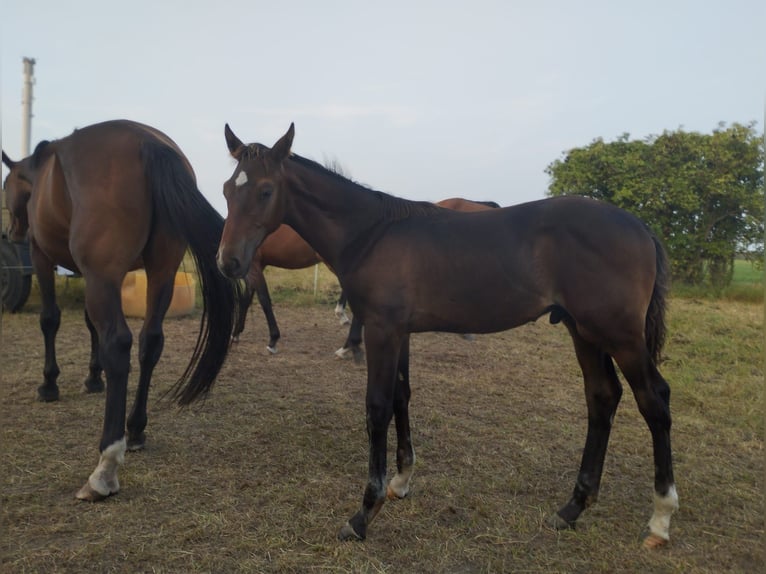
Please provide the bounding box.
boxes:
[2,0,764,217]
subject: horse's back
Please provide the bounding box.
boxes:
[348,196,657,337]
[31,120,191,274]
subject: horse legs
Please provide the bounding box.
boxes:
[613,348,678,548]
[126,267,175,451]
[338,325,403,541]
[75,278,131,501]
[242,264,281,353]
[387,335,415,500]
[82,310,105,393]
[335,315,364,363]
[231,278,256,342]
[335,290,351,325]
[550,325,622,530]
[30,245,61,402]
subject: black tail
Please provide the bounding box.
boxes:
[141,141,242,405]
[645,234,670,364]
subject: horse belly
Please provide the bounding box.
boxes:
[407,282,545,334]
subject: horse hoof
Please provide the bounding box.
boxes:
[127,434,146,452]
[75,481,112,502]
[266,345,278,355]
[386,485,408,500]
[37,385,59,402]
[335,347,352,360]
[545,512,574,531]
[461,333,476,341]
[337,522,365,541]
[84,377,105,393]
[642,533,669,549]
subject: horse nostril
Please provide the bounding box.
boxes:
[216,249,241,277]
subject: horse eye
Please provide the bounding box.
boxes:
[260,185,273,199]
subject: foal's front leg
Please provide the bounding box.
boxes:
[338,327,402,541]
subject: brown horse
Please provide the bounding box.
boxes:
[237,198,499,355]
[333,196,501,360]
[2,120,241,501]
[232,224,350,350]
[216,124,677,549]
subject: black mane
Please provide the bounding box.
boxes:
[288,153,442,220]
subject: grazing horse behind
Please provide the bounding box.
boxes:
[2,120,241,501]
[216,124,678,549]
[233,224,351,351]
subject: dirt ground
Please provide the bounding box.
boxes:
[0,301,762,573]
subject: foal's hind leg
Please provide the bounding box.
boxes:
[30,246,61,402]
[126,267,176,451]
[387,335,415,500]
[613,348,678,548]
[83,310,105,393]
[550,326,622,531]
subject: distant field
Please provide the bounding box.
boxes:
[732,257,764,284]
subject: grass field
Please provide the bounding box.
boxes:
[1,294,762,573]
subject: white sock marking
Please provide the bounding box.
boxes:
[647,484,679,541]
[87,437,127,496]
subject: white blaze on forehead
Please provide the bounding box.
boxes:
[235,171,248,187]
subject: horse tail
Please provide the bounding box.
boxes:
[645,234,670,364]
[141,140,243,405]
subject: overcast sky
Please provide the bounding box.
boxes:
[2,1,764,216]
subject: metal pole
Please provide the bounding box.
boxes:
[21,57,36,156]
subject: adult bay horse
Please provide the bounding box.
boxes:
[2,120,241,501]
[216,124,678,549]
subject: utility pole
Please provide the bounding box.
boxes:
[21,57,36,156]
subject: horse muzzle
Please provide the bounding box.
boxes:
[217,246,248,279]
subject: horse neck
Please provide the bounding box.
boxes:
[281,160,384,274]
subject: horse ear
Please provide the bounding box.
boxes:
[2,150,16,168]
[271,123,294,162]
[224,124,245,160]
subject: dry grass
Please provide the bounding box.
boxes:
[0,296,762,573]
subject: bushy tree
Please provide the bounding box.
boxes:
[545,123,764,288]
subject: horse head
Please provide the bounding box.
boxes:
[2,150,34,242]
[217,123,294,279]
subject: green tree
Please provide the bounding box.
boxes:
[545,122,764,288]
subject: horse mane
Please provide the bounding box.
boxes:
[288,153,442,221]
